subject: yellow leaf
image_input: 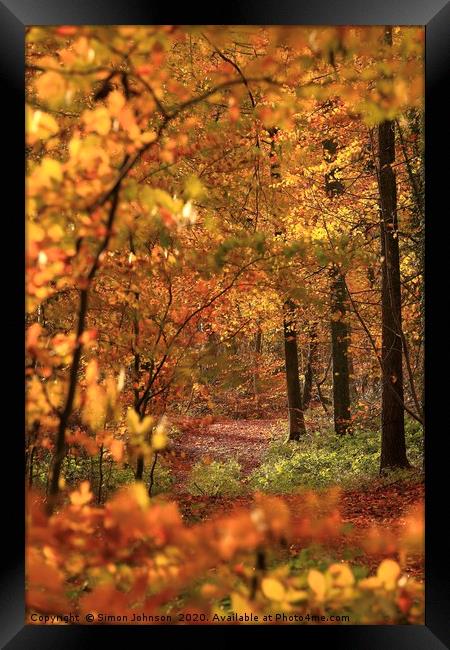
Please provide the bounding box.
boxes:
[328,563,355,587]
[85,359,99,385]
[69,481,93,506]
[359,576,382,590]
[107,90,126,116]
[109,439,124,462]
[129,482,150,509]
[26,107,59,144]
[83,107,111,136]
[377,559,400,590]
[152,430,168,451]
[29,222,45,244]
[47,223,64,242]
[261,577,286,602]
[127,408,153,435]
[39,158,63,185]
[141,130,157,144]
[138,415,154,435]
[307,569,327,599]
[231,592,251,614]
[127,408,141,434]
[284,588,308,602]
[35,71,66,103]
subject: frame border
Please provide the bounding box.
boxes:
[4,0,449,646]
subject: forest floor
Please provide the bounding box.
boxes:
[164,417,424,580]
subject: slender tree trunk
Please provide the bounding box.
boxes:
[378,118,409,469]
[253,328,262,415]
[268,127,307,439]
[148,451,159,497]
[330,268,352,435]
[283,300,307,440]
[46,184,122,514]
[104,458,113,501]
[323,135,352,435]
[347,325,357,402]
[135,455,145,481]
[97,444,104,504]
[303,322,318,410]
[130,232,146,481]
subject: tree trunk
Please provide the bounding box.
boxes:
[283,300,307,440]
[303,322,318,410]
[330,269,352,435]
[148,451,159,497]
[97,444,104,504]
[253,328,262,415]
[323,134,352,435]
[378,111,409,470]
[347,325,357,402]
[135,455,144,481]
[268,127,307,439]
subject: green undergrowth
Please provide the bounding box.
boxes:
[248,418,423,493]
[32,452,173,501]
[186,459,242,496]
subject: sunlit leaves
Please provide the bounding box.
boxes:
[127,408,154,436]
[35,71,67,106]
[377,559,401,590]
[26,486,423,623]
[69,480,93,506]
[28,158,63,196]
[82,106,111,136]
[183,175,206,201]
[25,27,423,626]
[307,568,327,600]
[261,577,286,601]
[26,107,59,144]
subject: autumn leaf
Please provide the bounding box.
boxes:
[69,481,93,506]
[261,577,286,601]
[377,559,401,590]
[82,107,111,136]
[307,569,327,600]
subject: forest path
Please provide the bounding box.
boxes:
[167,417,282,491]
[164,417,424,580]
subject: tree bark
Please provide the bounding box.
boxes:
[283,300,307,440]
[378,116,409,469]
[378,28,409,470]
[47,185,122,514]
[97,444,104,504]
[268,127,307,439]
[303,322,318,410]
[330,268,352,435]
[323,134,352,435]
[148,451,159,497]
[253,328,262,415]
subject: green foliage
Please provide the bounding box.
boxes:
[187,459,243,496]
[31,453,174,500]
[249,420,423,493]
[150,459,175,496]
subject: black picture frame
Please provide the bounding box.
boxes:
[3,1,449,647]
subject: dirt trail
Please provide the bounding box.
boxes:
[164,417,424,580]
[168,418,282,490]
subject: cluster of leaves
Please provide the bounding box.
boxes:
[27,483,423,624]
[249,420,423,493]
